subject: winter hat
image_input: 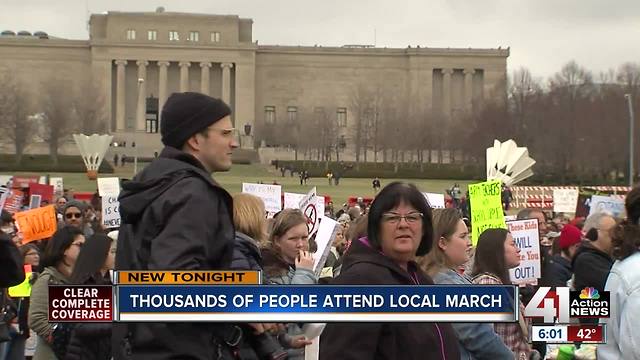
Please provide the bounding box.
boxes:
[160,92,231,148]
[558,224,582,249]
[63,200,87,214]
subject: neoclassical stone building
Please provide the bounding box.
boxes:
[0,9,508,159]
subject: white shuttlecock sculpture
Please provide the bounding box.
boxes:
[486,139,536,186]
[73,134,113,180]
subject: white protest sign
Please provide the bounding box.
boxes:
[285,192,325,217]
[102,194,121,228]
[29,195,41,209]
[299,187,321,237]
[0,175,12,188]
[507,219,541,285]
[589,195,625,218]
[505,215,517,222]
[553,189,579,213]
[423,193,446,209]
[97,177,121,197]
[284,192,305,209]
[312,217,339,276]
[0,187,10,214]
[242,183,282,213]
[49,177,64,196]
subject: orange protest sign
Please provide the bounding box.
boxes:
[14,205,57,243]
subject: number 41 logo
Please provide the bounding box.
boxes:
[524,287,571,323]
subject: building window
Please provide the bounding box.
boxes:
[145,113,158,133]
[148,30,157,41]
[211,32,221,42]
[169,30,180,41]
[265,106,276,125]
[126,29,136,40]
[337,107,347,127]
[188,31,199,42]
[287,106,297,123]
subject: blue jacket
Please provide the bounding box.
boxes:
[432,268,513,360]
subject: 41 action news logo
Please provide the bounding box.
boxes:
[524,287,610,323]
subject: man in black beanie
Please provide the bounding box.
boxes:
[114,92,241,359]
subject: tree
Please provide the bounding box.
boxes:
[74,80,108,134]
[40,77,79,165]
[0,70,35,164]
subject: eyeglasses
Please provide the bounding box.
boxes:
[382,212,424,224]
[71,242,84,248]
[65,213,83,219]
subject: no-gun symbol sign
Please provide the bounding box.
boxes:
[299,187,321,237]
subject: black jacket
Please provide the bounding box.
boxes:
[0,233,24,288]
[66,273,112,360]
[572,242,613,292]
[319,238,460,360]
[113,146,236,360]
[230,232,262,272]
[541,254,572,288]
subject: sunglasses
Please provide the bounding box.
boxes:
[65,213,83,219]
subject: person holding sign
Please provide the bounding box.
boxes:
[471,229,539,360]
[320,182,460,360]
[421,209,513,359]
[541,224,581,288]
[115,92,240,360]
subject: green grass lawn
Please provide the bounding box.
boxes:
[2,163,472,204]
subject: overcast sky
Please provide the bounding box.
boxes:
[2,0,639,80]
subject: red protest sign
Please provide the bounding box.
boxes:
[12,176,40,189]
[29,183,54,204]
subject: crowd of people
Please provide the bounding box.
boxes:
[2,92,639,360]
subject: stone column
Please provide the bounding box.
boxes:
[464,68,475,112]
[200,62,212,95]
[115,60,127,131]
[234,62,255,149]
[136,60,149,131]
[442,68,453,118]
[179,61,191,92]
[221,62,233,104]
[157,61,170,124]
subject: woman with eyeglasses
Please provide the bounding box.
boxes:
[59,234,115,360]
[320,182,460,360]
[420,209,512,359]
[28,226,85,360]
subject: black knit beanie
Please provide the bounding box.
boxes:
[160,92,232,148]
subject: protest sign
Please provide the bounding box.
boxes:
[29,183,54,204]
[4,189,25,214]
[507,219,541,285]
[469,180,506,245]
[12,176,39,189]
[0,175,12,187]
[9,265,33,297]
[102,194,121,228]
[589,195,625,218]
[242,183,282,213]
[505,215,517,222]
[285,192,325,218]
[97,177,121,197]
[312,217,339,276]
[553,189,579,213]
[0,187,9,214]
[423,193,446,209]
[29,195,42,209]
[14,205,57,243]
[299,187,321,237]
[49,177,64,196]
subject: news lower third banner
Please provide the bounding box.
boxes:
[118,284,517,322]
[48,271,518,323]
